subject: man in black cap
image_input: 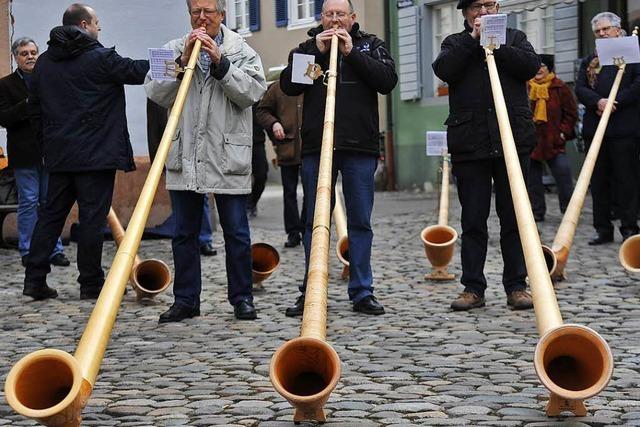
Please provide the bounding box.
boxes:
[433,0,540,311]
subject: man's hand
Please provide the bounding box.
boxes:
[315,29,335,54]
[597,98,617,114]
[335,28,353,56]
[181,28,221,65]
[272,122,285,140]
[470,18,482,39]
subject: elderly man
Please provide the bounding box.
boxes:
[145,0,266,322]
[0,38,70,269]
[433,0,540,311]
[23,3,149,301]
[280,0,397,317]
[575,12,640,245]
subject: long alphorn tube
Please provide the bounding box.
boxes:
[270,33,341,423]
[4,38,204,426]
[552,35,634,281]
[420,154,457,280]
[106,208,171,300]
[333,188,349,279]
[485,44,612,416]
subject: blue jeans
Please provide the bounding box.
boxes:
[14,167,64,258]
[301,151,377,304]
[169,190,253,308]
[199,196,213,246]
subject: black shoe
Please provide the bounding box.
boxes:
[621,229,638,242]
[21,256,27,267]
[23,284,58,300]
[284,233,301,248]
[353,295,385,315]
[50,253,71,267]
[234,300,257,320]
[200,243,217,257]
[588,232,613,245]
[247,206,257,218]
[80,287,103,300]
[285,294,305,317]
[159,303,200,323]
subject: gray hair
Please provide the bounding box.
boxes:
[322,0,354,14]
[591,12,622,31]
[186,0,226,13]
[11,37,38,56]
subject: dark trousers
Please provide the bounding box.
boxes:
[24,170,115,290]
[527,154,574,218]
[280,164,305,236]
[588,137,640,235]
[249,142,268,209]
[170,190,253,308]
[300,151,377,304]
[452,156,529,297]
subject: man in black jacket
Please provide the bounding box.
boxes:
[22,3,149,300]
[280,0,397,317]
[576,12,640,245]
[433,0,539,311]
[0,37,70,269]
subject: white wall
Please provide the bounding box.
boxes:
[9,0,194,155]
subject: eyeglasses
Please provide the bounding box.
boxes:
[468,1,498,12]
[189,8,219,17]
[321,11,350,20]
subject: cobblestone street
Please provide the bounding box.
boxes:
[1,188,639,426]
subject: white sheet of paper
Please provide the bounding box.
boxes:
[149,48,177,81]
[596,36,640,66]
[480,14,507,48]
[426,131,447,157]
[292,53,316,85]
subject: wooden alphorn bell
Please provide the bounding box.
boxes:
[553,26,638,281]
[420,153,458,280]
[333,187,349,280]
[484,42,613,416]
[251,242,280,290]
[106,208,171,300]
[4,37,204,426]
[270,32,341,424]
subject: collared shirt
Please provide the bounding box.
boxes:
[198,31,224,75]
[16,68,32,90]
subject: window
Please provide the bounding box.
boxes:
[288,0,316,30]
[432,1,464,97]
[227,0,260,34]
[516,6,555,54]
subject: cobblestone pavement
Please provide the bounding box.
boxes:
[1,188,639,426]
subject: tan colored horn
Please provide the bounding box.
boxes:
[270,32,342,423]
[107,208,172,300]
[484,43,613,416]
[619,234,640,272]
[332,188,349,280]
[4,36,205,425]
[252,242,280,288]
[420,154,457,280]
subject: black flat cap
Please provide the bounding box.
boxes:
[538,54,555,72]
[457,0,475,9]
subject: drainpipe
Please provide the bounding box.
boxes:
[383,0,396,191]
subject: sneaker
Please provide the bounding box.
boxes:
[353,295,385,315]
[450,291,485,311]
[285,294,305,317]
[507,290,534,310]
[50,253,71,267]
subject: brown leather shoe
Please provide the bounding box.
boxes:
[450,291,485,311]
[507,290,534,310]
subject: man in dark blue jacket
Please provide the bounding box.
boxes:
[576,12,640,245]
[280,0,397,317]
[433,0,539,311]
[22,3,149,300]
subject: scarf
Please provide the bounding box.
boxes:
[587,55,601,89]
[529,72,555,123]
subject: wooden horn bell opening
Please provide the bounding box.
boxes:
[251,242,280,285]
[420,224,457,280]
[619,234,640,272]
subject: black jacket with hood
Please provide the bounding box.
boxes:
[280,23,397,157]
[28,26,149,172]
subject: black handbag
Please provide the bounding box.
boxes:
[0,167,18,205]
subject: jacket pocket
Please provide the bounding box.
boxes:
[221,133,252,175]
[444,112,474,154]
[510,106,536,151]
[274,139,296,163]
[166,128,182,171]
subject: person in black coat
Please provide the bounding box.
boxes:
[575,12,640,245]
[22,4,149,301]
[0,37,69,268]
[432,0,539,312]
[280,0,397,317]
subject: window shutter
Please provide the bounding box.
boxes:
[398,6,422,101]
[226,2,236,30]
[276,0,288,27]
[250,0,260,31]
[314,0,323,20]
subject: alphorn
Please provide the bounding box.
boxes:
[551,27,638,281]
[270,32,341,423]
[251,242,280,290]
[4,37,204,426]
[420,153,457,280]
[484,42,612,416]
[106,207,171,300]
[333,187,349,280]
